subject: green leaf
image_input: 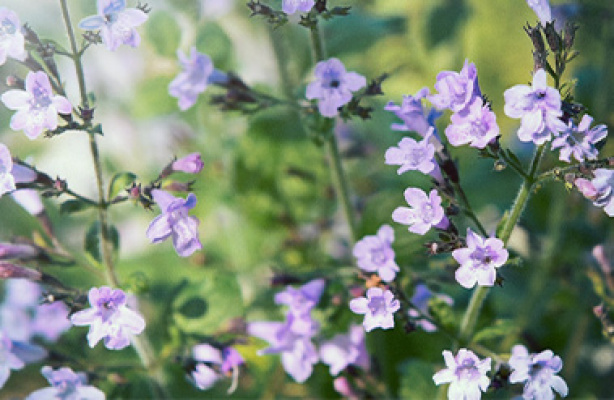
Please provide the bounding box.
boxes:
[145,12,182,58]
[108,172,136,200]
[398,360,437,400]
[473,319,519,343]
[195,22,234,70]
[84,221,120,265]
[60,199,93,214]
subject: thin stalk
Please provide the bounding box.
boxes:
[451,181,488,237]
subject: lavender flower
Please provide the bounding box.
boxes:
[169,48,218,111]
[319,324,369,375]
[392,188,448,235]
[509,345,568,400]
[349,287,400,332]
[504,69,566,145]
[385,130,437,175]
[26,366,105,400]
[1,71,72,139]
[551,114,607,163]
[146,189,202,257]
[190,344,244,391]
[452,228,508,289]
[70,286,145,350]
[385,88,441,136]
[306,58,366,118]
[527,0,552,26]
[248,320,319,383]
[0,330,46,389]
[433,348,491,400]
[78,0,148,51]
[352,225,400,282]
[0,7,26,65]
[445,97,500,149]
[172,152,205,173]
[429,60,481,113]
[274,279,325,335]
[282,0,315,14]
[576,169,614,217]
[0,143,15,197]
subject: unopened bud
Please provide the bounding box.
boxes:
[6,75,24,89]
[524,23,546,55]
[544,22,561,52]
[563,21,578,50]
[0,262,42,281]
[0,243,41,261]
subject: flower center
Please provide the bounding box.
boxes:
[329,79,340,88]
[29,83,52,110]
[370,246,388,264]
[0,18,16,36]
[368,296,387,316]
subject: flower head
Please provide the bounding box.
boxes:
[0,7,26,65]
[392,188,448,235]
[509,345,568,400]
[527,0,552,26]
[190,344,244,391]
[1,71,72,139]
[433,348,491,400]
[452,228,508,289]
[504,69,566,145]
[385,88,441,136]
[306,58,366,117]
[70,286,145,350]
[429,60,481,113]
[551,114,607,163]
[274,279,325,335]
[349,287,400,332]
[319,324,369,376]
[445,97,500,149]
[78,0,148,51]
[282,0,315,14]
[169,48,218,110]
[353,225,400,282]
[385,130,437,175]
[0,144,15,197]
[0,331,46,390]
[147,189,202,257]
[581,169,614,217]
[26,366,105,400]
[172,152,204,174]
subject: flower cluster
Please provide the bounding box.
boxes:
[26,366,105,400]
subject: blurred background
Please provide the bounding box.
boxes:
[1,0,613,398]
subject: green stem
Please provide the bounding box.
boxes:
[451,181,488,237]
[310,23,326,62]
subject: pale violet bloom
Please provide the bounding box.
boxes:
[509,345,568,400]
[319,324,369,376]
[0,143,16,197]
[349,287,400,332]
[352,224,400,282]
[504,69,566,145]
[551,114,607,163]
[527,0,552,26]
[248,320,319,383]
[445,97,500,149]
[172,152,204,174]
[282,0,315,14]
[452,228,508,289]
[433,348,491,400]
[306,58,366,117]
[169,48,219,111]
[429,60,481,113]
[0,7,26,65]
[274,279,325,335]
[11,189,44,215]
[575,169,614,217]
[385,129,437,175]
[1,71,72,139]
[392,188,449,235]
[147,189,202,257]
[190,344,244,391]
[70,286,145,350]
[26,366,105,400]
[0,330,47,390]
[78,0,148,51]
[408,284,454,332]
[385,87,441,136]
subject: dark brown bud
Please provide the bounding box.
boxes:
[524,23,545,55]
[563,21,578,50]
[544,22,561,52]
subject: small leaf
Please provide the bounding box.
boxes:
[84,221,120,265]
[108,172,136,200]
[60,199,92,214]
[473,319,519,343]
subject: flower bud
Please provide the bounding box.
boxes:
[544,22,561,52]
[0,262,42,280]
[172,153,204,174]
[0,242,41,261]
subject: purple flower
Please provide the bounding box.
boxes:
[1,71,72,139]
[78,0,148,51]
[26,366,105,400]
[0,331,46,389]
[0,7,26,65]
[392,188,448,235]
[169,48,218,111]
[282,0,315,14]
[349,287,400,332]
[385,130,437,175]
[274,279,325,335]
[172,152,204,174]
[452,228,508,289]
[527,0,552,26]
[0,144,15,197]
[408,284,454,332]
[551,114,607,163]
[429,60,481,113]
[352,225,400,282]
[147,189,202,257]
[248,320,319,383]
[385,88,441,136]
[504,69,566,145]
[509,345,568,400]
[433,348,491,400]
[319,324,369,375]
[190,344,244,391]
[581,169,614,217]
[306,58,366,117]
[445,97,500,149]
[70,286,145,350]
